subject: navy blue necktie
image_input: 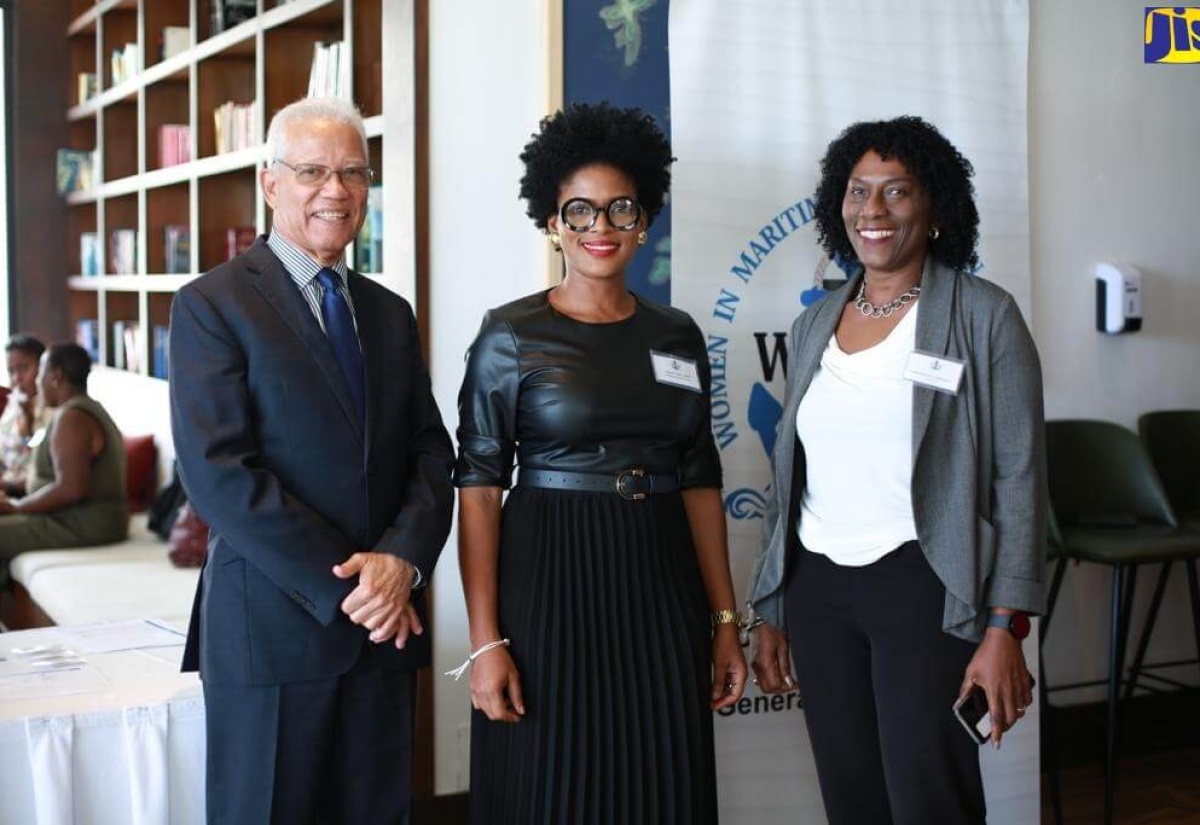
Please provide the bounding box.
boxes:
[316,268,365,428]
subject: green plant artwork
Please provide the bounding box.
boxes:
[600,0,658,67]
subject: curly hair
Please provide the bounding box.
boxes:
[519,102,674,231]
[812,116,980,272]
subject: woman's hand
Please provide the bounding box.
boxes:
[469,645,526,723]
[752,623,797,694]
[0,493,15,515]
[958,628,1033,747]
[711,625,749,709]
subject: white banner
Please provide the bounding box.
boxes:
[668,2,1038,822]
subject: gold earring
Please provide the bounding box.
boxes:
[549,232,561,248]
[637,230,648,246]
[929,226,940,240]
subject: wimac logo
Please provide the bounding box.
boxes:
[1144,7,1200,63]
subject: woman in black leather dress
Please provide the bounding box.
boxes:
[454,103,748,824]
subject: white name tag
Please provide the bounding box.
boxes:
[650,350,701,393]
[903,350,965,395]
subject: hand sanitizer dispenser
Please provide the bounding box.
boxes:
[1095,263,1142,334]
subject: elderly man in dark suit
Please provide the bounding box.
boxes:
[169,96,454,824]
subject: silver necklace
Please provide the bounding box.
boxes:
[854,280,920,319]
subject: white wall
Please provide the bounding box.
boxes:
[1029,0,1200,703]
[426,0,550,795]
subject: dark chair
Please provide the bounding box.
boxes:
[1039,508,1067,825]
[1139,410,1200,529]
[1045,419,1200,825]
[1127,412,1200,699]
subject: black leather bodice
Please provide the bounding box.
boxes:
[454,290,722,489]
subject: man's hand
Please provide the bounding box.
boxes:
[333,552,423,649]
[0,491,15,514]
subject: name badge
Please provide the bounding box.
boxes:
[27,427,48,448]
[903,350,965,395]
[650,350,701,393]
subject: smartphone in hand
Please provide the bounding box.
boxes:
[953,674,1036,745]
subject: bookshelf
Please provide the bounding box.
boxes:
[62,0,417,380]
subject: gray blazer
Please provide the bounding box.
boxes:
[747,258,1047,642]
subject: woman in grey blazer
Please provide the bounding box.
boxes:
[747,117,1046,825]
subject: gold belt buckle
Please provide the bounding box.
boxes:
[616,468,647,501]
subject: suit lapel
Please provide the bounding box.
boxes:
[245,241,365,442]
[911,258,956,458]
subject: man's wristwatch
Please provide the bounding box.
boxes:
[987,612,1031,640]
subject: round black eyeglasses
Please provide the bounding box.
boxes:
[558,197,641,232]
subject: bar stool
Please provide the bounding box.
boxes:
[1039,508,1067,825]
[1045,419,1200,825]
[1125,411,1200,699]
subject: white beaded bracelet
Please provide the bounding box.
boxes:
[444,638,511,680]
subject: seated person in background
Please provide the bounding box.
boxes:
[1,334,52,496]
[0,343,128,582]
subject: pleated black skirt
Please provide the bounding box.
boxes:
[469,487,717,825]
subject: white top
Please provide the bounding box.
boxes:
[796,303,919,566]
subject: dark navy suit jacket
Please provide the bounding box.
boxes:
[170,238,454,686]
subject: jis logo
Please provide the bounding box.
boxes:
[1144,7,1200,63]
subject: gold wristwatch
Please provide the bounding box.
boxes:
[711,609,742,629]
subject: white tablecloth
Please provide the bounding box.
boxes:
[0,627,205,825]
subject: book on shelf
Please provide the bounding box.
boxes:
[211,0,256,36]
[162,26,190,61]
[307,41,349,100]
[158,124,193,168]
[356,185,384,273]
[225,226,256,261]
[152,325,170,380]
[80,232,100,277]
[111,320,143,372]
[164,225,190,274]
[108,229,138,274]
[110,42,140,86]
[76,72,98,105]
[75,319,100,364]
[124,323,144,373]
[213,100,258,155]
[56,149,95,195]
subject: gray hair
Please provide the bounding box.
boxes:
[264,97,368,164]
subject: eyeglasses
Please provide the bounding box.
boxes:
[559,197,642,232]
[272,159,375,189]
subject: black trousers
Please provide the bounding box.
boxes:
[786,540,985,825]
[202,642,415,824]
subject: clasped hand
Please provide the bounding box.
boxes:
[333,552,422,649]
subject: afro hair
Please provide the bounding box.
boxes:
[519,102,674,231]
[812,116,980,273]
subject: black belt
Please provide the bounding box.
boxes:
[517,468,680,500]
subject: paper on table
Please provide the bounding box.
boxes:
[57,619,186,655]
[0,665,110,701]
[0,645,87,679]
[136,646,186,668]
